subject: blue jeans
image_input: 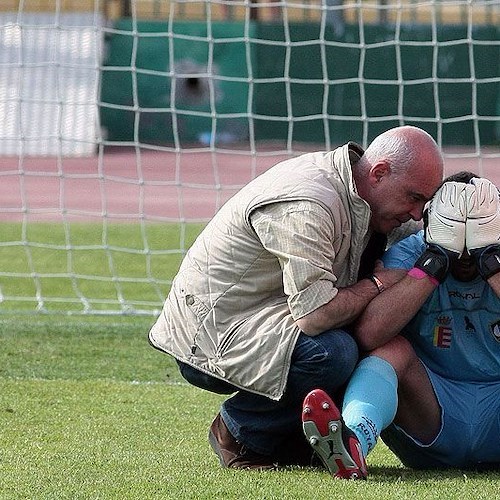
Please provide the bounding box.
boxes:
[177,329,358,456]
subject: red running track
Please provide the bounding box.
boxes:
[0,146,498,222]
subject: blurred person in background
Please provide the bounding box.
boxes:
[221,0,281,21]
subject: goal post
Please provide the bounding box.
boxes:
[0,0,498,315]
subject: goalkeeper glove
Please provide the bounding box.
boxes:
[425,181,467,256]
[465,177,500,251]
[465,177,500,280]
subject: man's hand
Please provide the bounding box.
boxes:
[425,181,467,256]
[466,178,500,280]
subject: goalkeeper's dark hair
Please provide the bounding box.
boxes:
[442,170,479,184]
[441,171,499,194]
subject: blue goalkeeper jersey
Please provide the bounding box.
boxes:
[382,231,500,383]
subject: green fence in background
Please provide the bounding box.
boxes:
[100,20,499,145]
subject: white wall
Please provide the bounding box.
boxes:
[0,12,104,156]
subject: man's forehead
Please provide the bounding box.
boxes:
[411,189,432,202]
[404,178,437,201]
[405,169,441,199]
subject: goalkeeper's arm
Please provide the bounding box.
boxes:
[486,270,500,298]
[353,265,438,351]
[354,182,468,350]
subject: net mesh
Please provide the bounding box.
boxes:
[0,0,498,314]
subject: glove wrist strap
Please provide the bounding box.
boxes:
[414,246,450,283]
[408,267,440,287]
[473,245,500,280]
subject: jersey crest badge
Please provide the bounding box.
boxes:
[490,320,500,343]
[433,316,452,348]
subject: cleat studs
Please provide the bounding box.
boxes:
[322,402,330,410]
[329,422,338,433]
[309,436,318,446]
[303,406,311,414]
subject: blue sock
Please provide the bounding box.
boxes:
[342,356,398,457]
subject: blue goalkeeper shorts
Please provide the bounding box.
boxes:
[381,367,500,469]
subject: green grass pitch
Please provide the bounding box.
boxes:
[0,223,498,498]
[0,315,498,499]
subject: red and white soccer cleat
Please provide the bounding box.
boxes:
[302,388,368,480]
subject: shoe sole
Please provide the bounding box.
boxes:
[302,389,367,480]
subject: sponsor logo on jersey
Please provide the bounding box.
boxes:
[448,290,481,300]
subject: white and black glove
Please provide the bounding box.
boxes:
[415,182,468,283]
[425,181,467,256]
[466,177,500,280]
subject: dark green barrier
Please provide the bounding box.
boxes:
[100,21,499,145]
[254,22,499,145]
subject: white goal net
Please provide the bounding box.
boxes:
[0,0,498,315]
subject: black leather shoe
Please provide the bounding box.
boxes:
[272,430,318,467]
[208,413,277,470]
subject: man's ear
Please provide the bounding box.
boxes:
[369,160,390,186]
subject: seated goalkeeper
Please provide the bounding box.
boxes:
[301,172,499,477]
